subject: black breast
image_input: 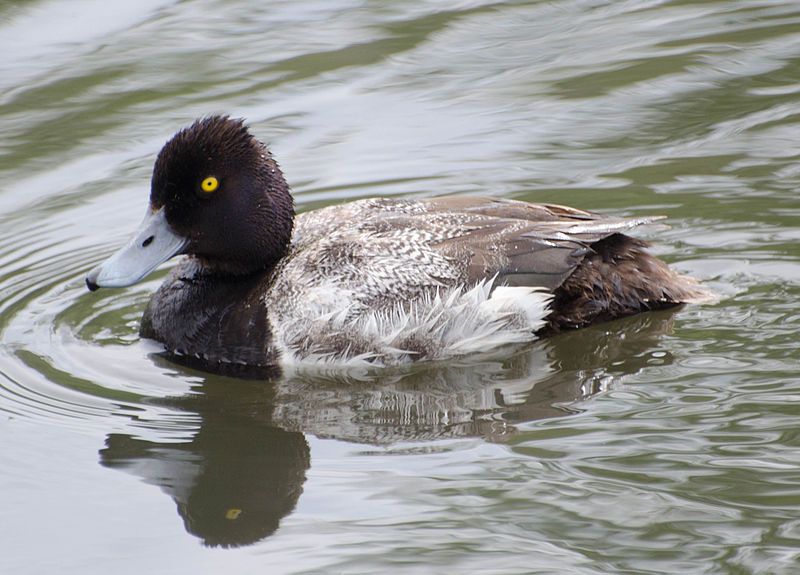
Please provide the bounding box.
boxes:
[140,260,278,371]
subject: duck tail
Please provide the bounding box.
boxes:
[543,233,715,333]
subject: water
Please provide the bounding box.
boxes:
[2,0,799,573]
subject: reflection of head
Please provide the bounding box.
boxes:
[100,416,309,548]
[176,424,309,547]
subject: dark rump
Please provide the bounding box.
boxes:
[542,233,711,334]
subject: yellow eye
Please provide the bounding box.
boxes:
[200,176,219,193]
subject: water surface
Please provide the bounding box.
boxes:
[2,1,800,573]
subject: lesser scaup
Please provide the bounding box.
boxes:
[86,116,712,369]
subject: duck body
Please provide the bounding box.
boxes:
[87,116,711,371]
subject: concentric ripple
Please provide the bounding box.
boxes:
[0,199,204,436]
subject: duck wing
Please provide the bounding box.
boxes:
[420,197,714,331]
[422,196,666,291]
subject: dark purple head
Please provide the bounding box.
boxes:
[152,116,294,273]
[87,116,294,290]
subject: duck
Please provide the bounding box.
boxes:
[86,115,712,370]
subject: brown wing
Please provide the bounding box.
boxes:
[421,197,665,291]
[423,197,713,330]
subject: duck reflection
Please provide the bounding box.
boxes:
[99,309,678,547]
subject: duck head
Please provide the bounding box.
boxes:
[86,116,294,290]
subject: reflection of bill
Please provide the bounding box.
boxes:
[99,310,677,547]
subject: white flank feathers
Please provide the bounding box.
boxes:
[272,278,552,367]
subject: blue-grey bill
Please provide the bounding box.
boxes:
[85,207,187,290]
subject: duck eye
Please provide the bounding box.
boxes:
[200,176,219,194]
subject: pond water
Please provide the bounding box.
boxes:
[2,1,799,573]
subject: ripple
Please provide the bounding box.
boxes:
[0,204,202,434]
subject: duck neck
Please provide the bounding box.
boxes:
[140,258,280,370]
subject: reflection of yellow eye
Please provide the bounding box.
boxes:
[200,176,219,193]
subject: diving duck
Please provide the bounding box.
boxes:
[86,116,711,369]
